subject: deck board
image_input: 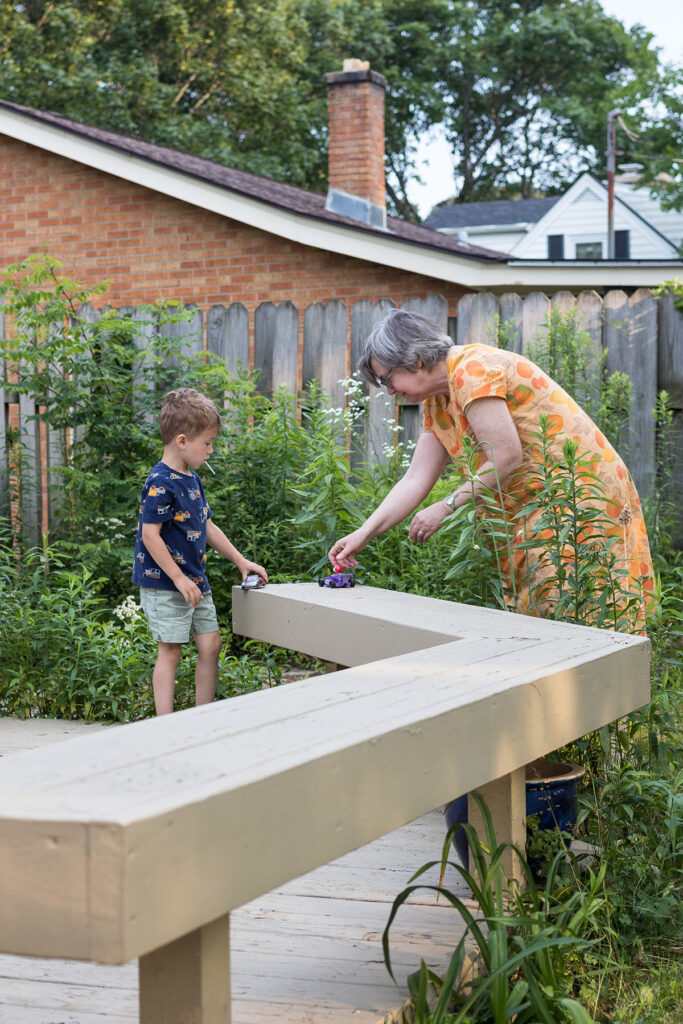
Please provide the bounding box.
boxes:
[0,718,472,1024]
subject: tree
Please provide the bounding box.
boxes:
[432,0,660,203]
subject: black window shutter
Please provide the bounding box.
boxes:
[547,234,564,259]
[615,230,630,259]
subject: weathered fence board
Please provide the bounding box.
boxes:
[521,291,550,351]
[351,299,396,464]
[164,305,203,367]
[207,302,249,378]
[456,291,498,346]
[0,301,8,519]
[658,291,683,407]
[498,293,523,352]
[303,301,347,407]
[18,392,40,544]
[254,301,298,396]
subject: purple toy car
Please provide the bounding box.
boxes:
[318,564,355,588]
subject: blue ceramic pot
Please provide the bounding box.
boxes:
[444,759,586,870]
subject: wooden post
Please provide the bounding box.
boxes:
[139,913,231,1024]
[469,768,526,887]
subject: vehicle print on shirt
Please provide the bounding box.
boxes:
[174,510,191,522]
[169,473,182,479]
[191,576,204,585]
[136,551,145,562]
[144,567,161,579]
[157,504,171,515]
[170,549,186,564]
[148,485,166,496]
[186,530,201,542]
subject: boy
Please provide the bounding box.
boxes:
[132,388,267,715]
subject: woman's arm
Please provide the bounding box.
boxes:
[329,431,449,566]
[408,396,523,541]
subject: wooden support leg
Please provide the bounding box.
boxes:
[469,768,526,887]
[139,913,231,1024]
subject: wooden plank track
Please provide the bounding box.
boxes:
[0,710,470,1024]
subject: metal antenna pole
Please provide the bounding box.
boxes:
[607,109,620,260]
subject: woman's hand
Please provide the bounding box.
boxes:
[328,529,367,567]
[409,500,450,544]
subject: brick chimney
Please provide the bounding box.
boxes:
[323,59,388,230]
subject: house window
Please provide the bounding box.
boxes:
[575,241,603,259]
[615,230,630,259]
[547,234,564,259]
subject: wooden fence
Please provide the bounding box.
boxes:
[2,290,682,545]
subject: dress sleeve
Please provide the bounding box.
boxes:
[450,350,508,412]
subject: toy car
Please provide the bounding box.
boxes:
[241,573,266,590]
[318,565,355,588]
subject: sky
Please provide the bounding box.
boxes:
[405,0,683,219]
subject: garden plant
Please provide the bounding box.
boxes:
[0,256,681,1022]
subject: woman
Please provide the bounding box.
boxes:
[329,309,653,628]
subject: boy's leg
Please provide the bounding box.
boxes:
[193,630,222,706]
[153,642,183,716]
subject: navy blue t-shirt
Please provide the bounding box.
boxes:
[132,462,212,592]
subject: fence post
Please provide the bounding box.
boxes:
[18,392,40,545]
[521,292,550,352]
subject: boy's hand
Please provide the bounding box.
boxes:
[175,575,202,607]
[239,560,268,584]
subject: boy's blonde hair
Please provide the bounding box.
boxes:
[159,388,222,444]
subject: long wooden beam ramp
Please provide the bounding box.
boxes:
[0,584,649,1023]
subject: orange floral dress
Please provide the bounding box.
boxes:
[423,344,654,630]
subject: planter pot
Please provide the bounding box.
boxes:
[444,759,586,869]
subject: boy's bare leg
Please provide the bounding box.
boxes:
[194,630,222,706]
[153,642,183,715]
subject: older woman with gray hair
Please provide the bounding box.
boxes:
[329,308,653,625]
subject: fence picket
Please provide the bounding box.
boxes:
[254,301,298,396]
[456,292,498,346]
[18,393,40,544]
[521,292,550,351]
[351,299,396,465]
[207,303,249,378]
[303,301,347,406]
[402,295,448,331]
[498,293,523,352]
[657,291,683,407]
[0,302,8,518]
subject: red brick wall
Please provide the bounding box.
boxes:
[0,137,466,322]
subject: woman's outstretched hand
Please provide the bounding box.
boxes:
[328,529,366,567]
[408,500,450,544]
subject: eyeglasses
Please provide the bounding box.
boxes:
[376,369,395,389]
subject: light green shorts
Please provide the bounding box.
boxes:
[139,588,219,644]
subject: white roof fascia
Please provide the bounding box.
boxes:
[2,109,681,292]
[0,105,500,289]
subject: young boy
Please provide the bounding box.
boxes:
[132,388,267,715]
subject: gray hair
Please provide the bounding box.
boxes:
[357,308,452,387]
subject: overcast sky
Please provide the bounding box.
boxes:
[406,0,683,218]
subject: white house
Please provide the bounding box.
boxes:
[424,169,683,261]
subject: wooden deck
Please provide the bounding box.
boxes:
[0,718,472,1024]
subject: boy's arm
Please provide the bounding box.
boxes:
[206,520,268,583]
[140,523,202,607]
